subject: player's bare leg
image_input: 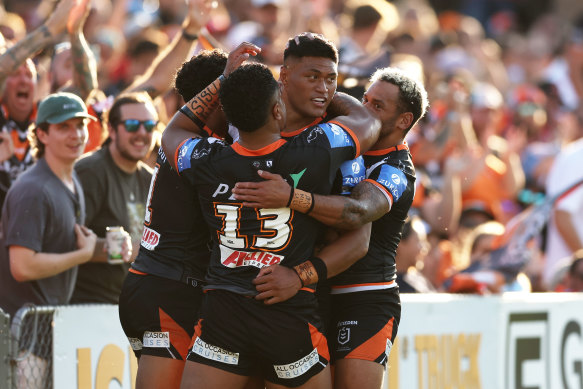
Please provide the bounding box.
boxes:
[180,360,252,389]
[333,359,384,389]
[136,355,185,389]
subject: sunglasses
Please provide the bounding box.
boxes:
[117,119,157,133]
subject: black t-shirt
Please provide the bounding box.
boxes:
[176,123,359,296]
[71,147,152,303]
[131,147,211,282]
[331,144,416,290]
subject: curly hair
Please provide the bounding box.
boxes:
[370,67,429,133]
[28,122,50,159]
[219,64,279,133]
[174,49,228,101]
[283,32,338,64]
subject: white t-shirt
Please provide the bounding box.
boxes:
[544,137,583,287]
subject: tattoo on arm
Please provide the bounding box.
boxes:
[183,78,221,124]
[335,181,389,229]
[0,25,53,83]
[326,92,358,119]
[70,33,97,101]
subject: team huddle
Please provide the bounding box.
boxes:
[118,33,428,389]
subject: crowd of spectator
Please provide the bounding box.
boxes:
[0,0,582,312]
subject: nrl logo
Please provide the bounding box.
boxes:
[338,327,350,345]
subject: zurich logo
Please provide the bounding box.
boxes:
[391,173,400,185]
[352,161,360,174]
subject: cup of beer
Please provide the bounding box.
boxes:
[106,226,126,264]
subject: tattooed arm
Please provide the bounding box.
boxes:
[233,171,390,229]
[0,0,74,84]
[161,42,260,170]
[65,0,97,101]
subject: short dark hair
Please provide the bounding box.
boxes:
[353,5,381,29]
[219,64,279,132]
[283,32,338,64]
[175,49,228,101]
[106,91,156,129]
[370,67,428,134]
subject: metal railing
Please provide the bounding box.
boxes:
[7,305,56,389]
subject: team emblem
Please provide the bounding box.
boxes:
[391,173,400,185]
[338,327,350,345]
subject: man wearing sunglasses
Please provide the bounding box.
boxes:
[71,91,157,304]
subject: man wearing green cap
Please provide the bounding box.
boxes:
[0,92,98,317]
[0,91,99,387]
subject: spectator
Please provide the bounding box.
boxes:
[71,92,156,304]
[0,92,97,387]
[544,125,583,289]
[395,216,435,293]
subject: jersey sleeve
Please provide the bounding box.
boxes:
[320,122,360,159]
[364,163,409,212]
[336,156,365,196]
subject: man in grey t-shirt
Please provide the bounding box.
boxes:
[0,92,98,387]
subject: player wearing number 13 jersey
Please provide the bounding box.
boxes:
[162,62,380,389]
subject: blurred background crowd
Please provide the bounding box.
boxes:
[1,0,582,296]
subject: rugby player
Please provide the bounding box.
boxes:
[161,58,380,388]
[117,50,232,388]
[232,67,429,389]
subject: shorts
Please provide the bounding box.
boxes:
[118,271,203,360]
[186,289,329,387]
[328,288,400,366]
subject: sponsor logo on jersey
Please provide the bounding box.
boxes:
[391,173,400,185]
[220,245,284,268]
[352,161,361,174]
[290,168,306,188]
[192,337,239,365]
[141,226,160,250]
[273,348,320,379]
[128,337,143,351]
[143,331,170,348]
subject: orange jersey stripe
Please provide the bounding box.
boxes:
[345,317,395,361]
[309,322,330,362]
[159,308,192,360]
[364,179,393,208]
[129,268,148,276]
[364,143,408,156]
[231,139,287,156]
[281,115,327,138]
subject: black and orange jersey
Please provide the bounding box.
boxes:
[130,147,211,284]
[176,122,359,296]
[331,144,416,293]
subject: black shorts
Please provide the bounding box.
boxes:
[118,271,203,360]
[186,289,329,387]
[328,288,400,366]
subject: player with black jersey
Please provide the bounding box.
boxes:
[232,67,428,389]
[117,49,229,389]
[162,59,380,389]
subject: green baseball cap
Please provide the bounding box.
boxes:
[36,92,97,124]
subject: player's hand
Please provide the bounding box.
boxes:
[253,265,302,305]
[75,224,97,263]
[233,170,291,208]
[223,42,260,77]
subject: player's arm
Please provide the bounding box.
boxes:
[233,170,390,230]
[253,223,372,305]
[326,92,381,154]
[161,42,260,171]
[9,225,96,281]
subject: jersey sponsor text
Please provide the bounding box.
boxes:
[220,245,284,268]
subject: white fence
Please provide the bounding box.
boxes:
[3,293,583,389]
